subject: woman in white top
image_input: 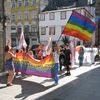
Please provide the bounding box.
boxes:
[52,44,59,85]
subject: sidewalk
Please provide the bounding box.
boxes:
[0,63,100,100]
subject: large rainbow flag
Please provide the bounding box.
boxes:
[62,11,97,41]
[13,53,55,78]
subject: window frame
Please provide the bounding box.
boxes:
[40,13,45,21]
[49,27,55,35]
[17,26,21,33]
[24,0,29,7]
[24,12,29,20]
[11,1,15,9]
[31,25,37,32]
[41,27,46,35]
[60,11,66,20]
[17,12,22,21]
[18,0,22,8]
[11,26,16,30]
[32,0,36,6]
[11,13,16,21]
[49,12,55,20]
[24,25,29,32]
[31,9,37,20]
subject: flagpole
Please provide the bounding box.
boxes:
[57,34,62,43]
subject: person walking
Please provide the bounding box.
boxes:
[5,46,16,86]
[59,45,65,70]
[62,43,71,76]
[52,43,59,85]
[78,47,84,67]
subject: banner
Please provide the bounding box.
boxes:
[13,27,27,50]
[69,39,76,68]
[13,53,56,78]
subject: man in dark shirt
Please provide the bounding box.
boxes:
[62,43,72,76]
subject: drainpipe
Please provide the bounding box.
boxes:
[38,0,40,43]
[2,0,5,71]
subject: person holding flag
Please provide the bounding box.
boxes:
[52,42,59,85]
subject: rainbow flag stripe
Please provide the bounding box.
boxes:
[13,53,55,78]
[62,11,97,41]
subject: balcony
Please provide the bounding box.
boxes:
[11,32,38,37]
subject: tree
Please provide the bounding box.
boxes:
[61,35,70,45]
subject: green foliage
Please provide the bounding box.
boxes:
[61,35,70,45]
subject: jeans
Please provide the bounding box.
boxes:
[79,57,83,66]
[54,63,59,84]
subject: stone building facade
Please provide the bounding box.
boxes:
[0,0,11,71]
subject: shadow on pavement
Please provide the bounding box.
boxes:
[35,65,100,100]
[0,63,99,100]
[0,75,55,100]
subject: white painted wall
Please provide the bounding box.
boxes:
[39,7,96,46]
[39,8,86,45]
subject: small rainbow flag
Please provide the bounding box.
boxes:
[13,53,55,78]
[62,11,97,41]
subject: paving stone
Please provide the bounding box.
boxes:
[0,64,100,100]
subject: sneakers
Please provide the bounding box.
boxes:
[66,72,71,76]
[54,83,58,86]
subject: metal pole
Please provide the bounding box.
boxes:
[2,0,5,71]
[38,0,40,43]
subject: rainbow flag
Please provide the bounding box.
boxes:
[62,11,97,41]
[13,53,55,78]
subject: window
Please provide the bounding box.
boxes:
[24,25,29,32]
[49,12,55,20]
[11,26,16,30]
[12,38,16,46]
[24,12,29,20]
[31,10,37,20]
[41,27,46,35]
[49,27,55,35]
[32,0,36,6]
[18,1,22,8]
[17,26,21,33]
[24,0,29,7]
[11,13,16,21]
[40,13,45,21]
[12,2,15,9]
[17,12,22,21]
[31,25,37,32]
[60,11,66,19]
[61,26,65,32]
[32,39,37,44]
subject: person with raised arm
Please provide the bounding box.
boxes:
[5,46,16,86]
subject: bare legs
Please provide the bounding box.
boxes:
[7,69,15,85]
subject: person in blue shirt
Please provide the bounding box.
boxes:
[79,47,84,67]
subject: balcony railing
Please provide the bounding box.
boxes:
[11,32,38,37]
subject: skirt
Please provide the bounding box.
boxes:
[5,58,15,70]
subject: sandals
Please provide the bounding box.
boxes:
[7,83,13,86]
